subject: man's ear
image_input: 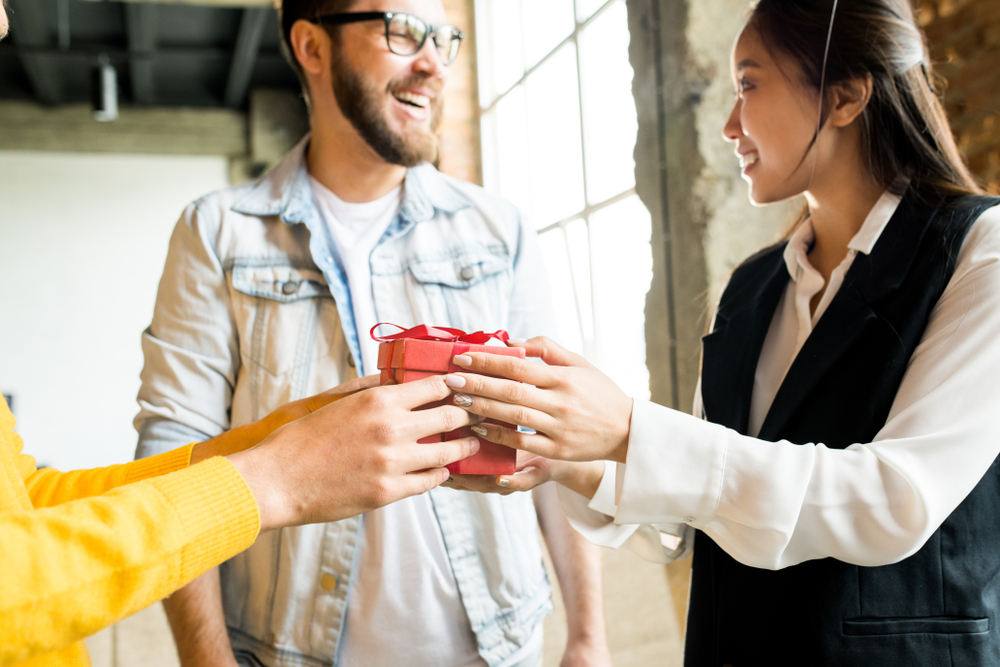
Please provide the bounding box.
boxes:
[290,19,329,77]
[830,74,873,128]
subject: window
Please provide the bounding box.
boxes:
[476,0,653,398]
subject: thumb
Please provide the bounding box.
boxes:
[495,465,549,492]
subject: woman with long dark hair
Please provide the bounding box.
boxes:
[443,0,1000,664]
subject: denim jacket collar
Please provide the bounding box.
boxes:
[230,134,470,225]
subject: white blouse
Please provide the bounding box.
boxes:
[559,192,1000,571]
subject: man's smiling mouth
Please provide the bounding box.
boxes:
[394,91,429,109]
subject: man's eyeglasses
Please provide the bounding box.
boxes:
[313,11,464,66]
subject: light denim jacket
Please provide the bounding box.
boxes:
[135,138,556,667]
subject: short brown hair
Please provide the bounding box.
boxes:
[279,0,355,97]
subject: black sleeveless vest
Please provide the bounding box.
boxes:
[689,192,1000,667]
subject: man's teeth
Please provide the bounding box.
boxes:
[740,153,759,168]
[395,91,429,108]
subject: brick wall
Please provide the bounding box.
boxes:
[437,0,482,185]
[919,0,1000,193]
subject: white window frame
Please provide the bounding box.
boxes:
[474,0,648,392]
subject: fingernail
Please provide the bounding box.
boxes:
[454,394,474,408]
[470,437,480,452]
[453,355,472,367]
[496,477,511,488]
[444,374,466,389]
[471,425,487,437]
[507,338,526,345]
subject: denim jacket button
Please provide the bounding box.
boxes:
[459,266,475,281]
[281,280,299,295]
[320,573,337,592]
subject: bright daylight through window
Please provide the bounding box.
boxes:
[476,0,653,399]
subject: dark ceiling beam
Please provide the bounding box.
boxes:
[224,8,269,108]
[125,3,158,105]
[0,43,287,63]
[7,0,61,104]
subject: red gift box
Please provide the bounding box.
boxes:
[373,324,525,475]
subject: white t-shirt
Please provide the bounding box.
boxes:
[309,177,486,667]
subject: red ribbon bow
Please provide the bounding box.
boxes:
[370,323,510,345]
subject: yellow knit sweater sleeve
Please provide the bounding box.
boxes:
[0,399,260,667]
[23,442,197,508]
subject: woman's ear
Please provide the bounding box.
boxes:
[289,19,329,77]
[830,74,874,128]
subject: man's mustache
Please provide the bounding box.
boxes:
[387,76,444,99]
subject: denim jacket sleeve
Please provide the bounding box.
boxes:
[135,200,238,458]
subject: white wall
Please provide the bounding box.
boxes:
[0,151,230,470]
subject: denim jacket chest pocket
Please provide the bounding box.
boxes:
[228,263,351,420]
[373,246,514,333]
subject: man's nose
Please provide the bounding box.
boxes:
[411,36,448,82]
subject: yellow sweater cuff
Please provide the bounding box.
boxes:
[148,457,260,584]
[123,443,195,485]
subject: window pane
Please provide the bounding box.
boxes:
[525,43,585,228]
[495,84,532,218]
[578,0,638,204]
[565,218,594,345]
[522,0,575,69]
[489,0,525,98]
[538,227,584,354]
[576,0,608,22]
[589,195,652,399]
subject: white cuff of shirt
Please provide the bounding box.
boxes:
[616,399,729,528]
[588,460,618,516]
[556,462,637,550]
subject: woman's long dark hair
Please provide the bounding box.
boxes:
[748,0,983,204]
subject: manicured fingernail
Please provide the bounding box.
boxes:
[444,374,466,389]
[470,437,480,452]
[496,477,511,488]
[507,338,526,345]
[454,394,474,407]
[453,355,472,367]
[471,425,487,437]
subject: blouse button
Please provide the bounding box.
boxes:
[320,573,337,592]
[459,266,475,281]
[684,516,696,523]
[281,280,299,295]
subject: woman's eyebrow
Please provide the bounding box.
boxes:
[736,58,762,70]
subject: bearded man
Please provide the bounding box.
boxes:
[133,1,611,666]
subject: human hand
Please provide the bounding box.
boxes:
[442,449,567,494]
[443,446,605,500]
[228,376,482,530]
[192,375,382,463]
[444,337,633,463]
[269,373,381,422]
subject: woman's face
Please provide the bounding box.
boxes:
[723,25,822,205]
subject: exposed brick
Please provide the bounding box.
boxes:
[437,0,482,185]
[923,0,1000,194]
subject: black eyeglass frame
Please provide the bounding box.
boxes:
[313,11,464,65]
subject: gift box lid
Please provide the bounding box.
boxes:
[377,338,525,372]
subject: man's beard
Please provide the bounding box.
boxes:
[331,52,443,168]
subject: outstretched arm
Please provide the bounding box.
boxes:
[534,483,612,667]
[1,376,480,666]
[24,376,378,509]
